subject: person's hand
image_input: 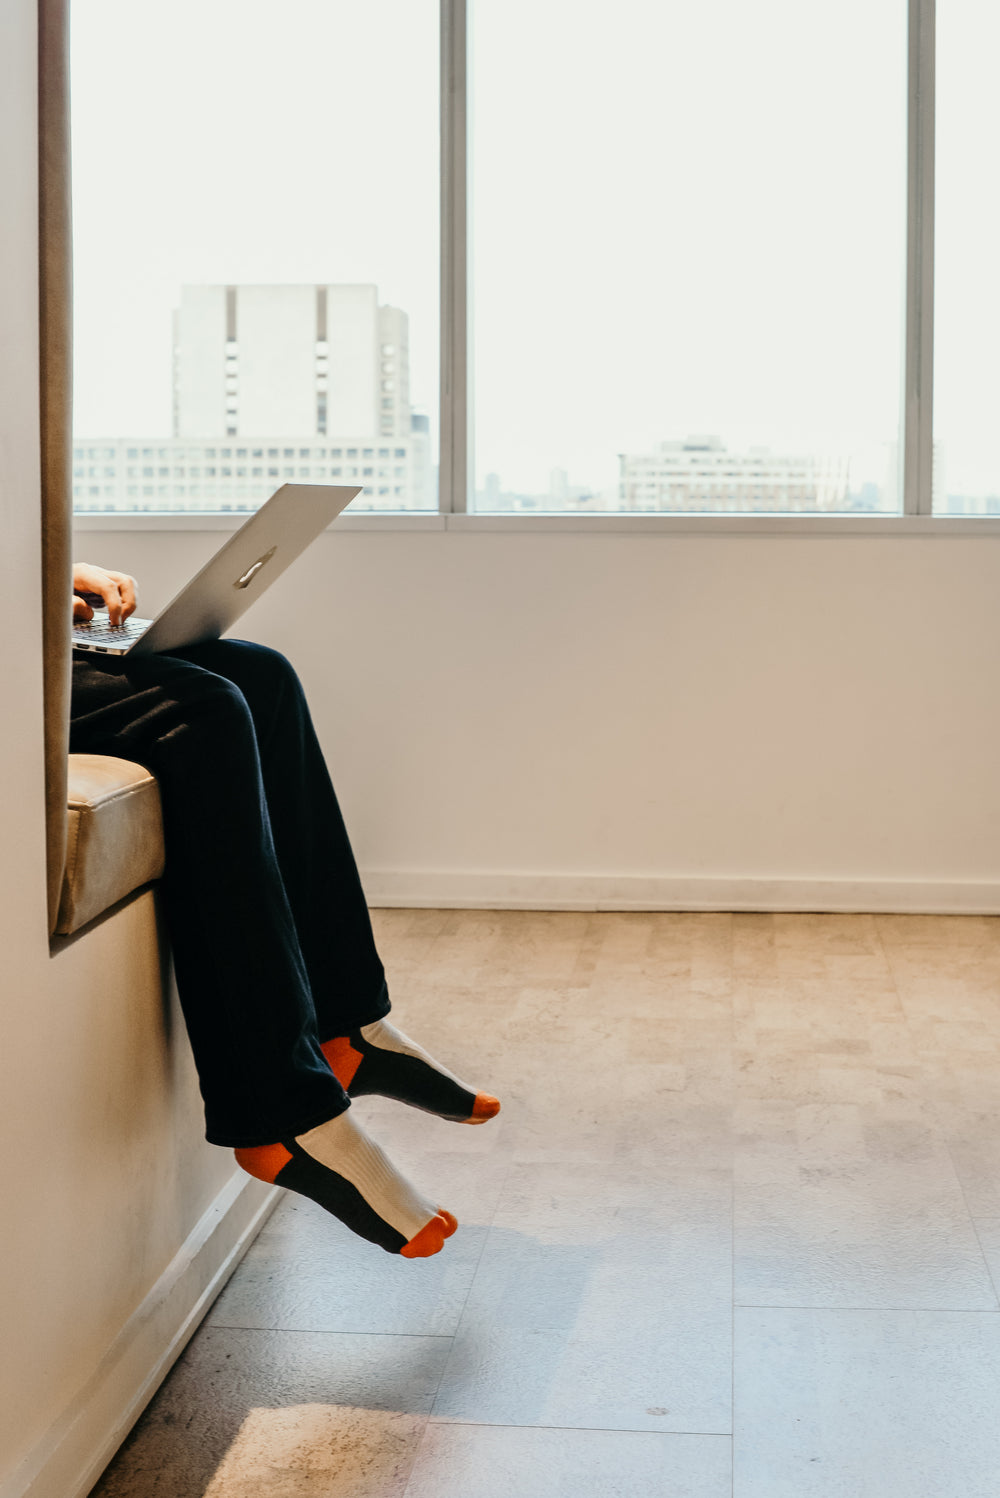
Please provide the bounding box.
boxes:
[72,563,138,626]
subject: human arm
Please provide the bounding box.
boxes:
[72,563,138,626]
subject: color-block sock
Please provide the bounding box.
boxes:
[235,1107,458,1257]
[322,1018,501,1125]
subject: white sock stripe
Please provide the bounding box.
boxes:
[294,1111,438,1243]
[359,1019,474,1094]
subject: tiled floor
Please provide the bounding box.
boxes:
[89,910,1000,1497]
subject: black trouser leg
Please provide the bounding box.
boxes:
[70,644,356,1146]
[170,640,391,1040]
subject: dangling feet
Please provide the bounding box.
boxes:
[236,1107,458,1257]
[322,1018,501,1125]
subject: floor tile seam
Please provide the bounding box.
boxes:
[422,1417,734,1438]
[872,919,1000,1311]
[424,1151,518,1419]
[904,1011,1000,1311]
[969,1221,1000,1305]
[733,1301,1000,1314]
[871,914,938,1079]
[391,1396,444,1498]
[939,1152,1000,1312]
[203,1322,457,1338]
[399,1419,733,1496]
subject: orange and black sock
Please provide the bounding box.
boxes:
[235,1107,457,1257]
[322,1018,500,1125]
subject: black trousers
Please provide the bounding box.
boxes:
[70,639,390,1147]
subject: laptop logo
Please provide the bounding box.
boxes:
[234,546,277,590]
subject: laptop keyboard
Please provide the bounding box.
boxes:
[73,614,152,644]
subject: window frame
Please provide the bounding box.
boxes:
[78,0,1000,535]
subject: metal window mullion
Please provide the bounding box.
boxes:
[903,0,935,515]
[439,0,469,513]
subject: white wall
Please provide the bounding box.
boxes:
[0,9,273,1498]
[76,522,1000,912]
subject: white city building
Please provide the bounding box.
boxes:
[619,437,852,513]
[74,283,431,512]
[173,283,411,443]
[72,431,430,512]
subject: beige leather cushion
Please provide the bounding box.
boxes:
[55,755,165,936]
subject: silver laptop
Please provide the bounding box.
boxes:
[72,483,360,657]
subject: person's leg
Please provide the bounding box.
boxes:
[165,639,388,1035]
[72,649,341,1144]
[70,650,457,1255]
[174,640,500,1126]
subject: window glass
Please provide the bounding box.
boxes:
[471,0,906,513]
[933,0,1000,514]
[71,0,438,513]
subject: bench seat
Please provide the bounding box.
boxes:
[55,754,165,935]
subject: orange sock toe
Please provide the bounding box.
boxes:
[324,1019,500,1126]
[439,1208,459,1237]
[400,1209,458,1259]
[468,1092,501,1124]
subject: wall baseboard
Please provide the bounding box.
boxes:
[2,1172,280,1498]
[364,869,1000,916]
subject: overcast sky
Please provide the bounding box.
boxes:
[71,0,998,501]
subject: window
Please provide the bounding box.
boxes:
[71,0,438,514]
[469,0,904,513]
[70,3,980,525]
